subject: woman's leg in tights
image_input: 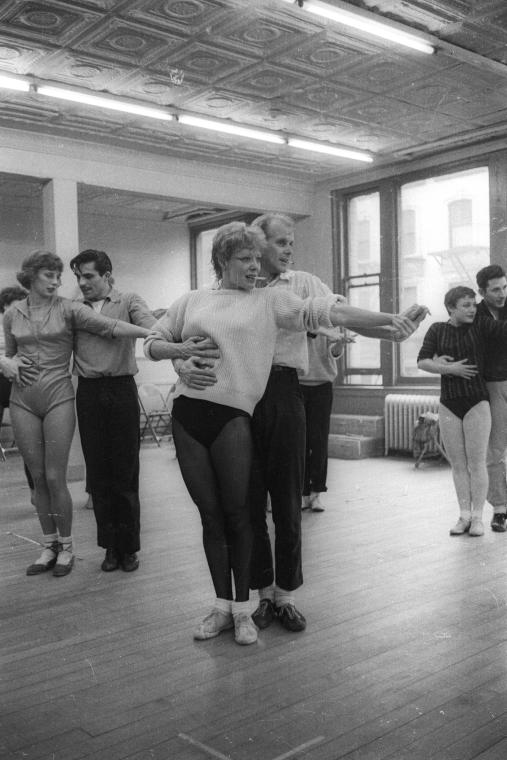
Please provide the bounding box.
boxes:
[172,416,253,602]
[439,401,491,523]
[11,401,75,538]
[209,416,253,602]
[463,401,491,519]
[10,405,55,535]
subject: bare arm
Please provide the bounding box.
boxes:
[112,321,152,339]
[342,304,430,341]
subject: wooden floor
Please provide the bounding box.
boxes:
[2,446,507,760]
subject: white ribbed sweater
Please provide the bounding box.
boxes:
[147,287,336,415]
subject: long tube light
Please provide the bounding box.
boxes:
[288,137,373,162]
[178,114,286,144]
[0,74,30,92]
[37,85,173,121]
[280,0,434,55]
[0,71,374,162]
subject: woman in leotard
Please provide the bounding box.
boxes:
[145,221,421,646]
[418,285,507,537]
[2,251,155,578]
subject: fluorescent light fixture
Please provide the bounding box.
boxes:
[178,114,285,144]
[288,137,373,162]
[36,85,173,121]
[0,74,30,92]
[280,0,434,55]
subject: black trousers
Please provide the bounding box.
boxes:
[301,381,333,495]
[76,376,141,555]
[249,367,305,592]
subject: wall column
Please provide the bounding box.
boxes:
[42,178,85,484]
[42,178,79,296]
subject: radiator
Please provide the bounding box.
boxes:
[384,394,440,455]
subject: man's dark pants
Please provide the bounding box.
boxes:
[249,367,305,592]
[301,381,333,495]
[76,376,141,555]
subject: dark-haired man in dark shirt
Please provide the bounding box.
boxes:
[476,264,507,532]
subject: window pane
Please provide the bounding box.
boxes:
[399,167,490,378]
[195,228,217,288]
[347,284,381,369]
[348,192,380,275]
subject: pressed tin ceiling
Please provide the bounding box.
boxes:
[1,0,507,184]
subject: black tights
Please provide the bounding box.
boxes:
[172,415,253,602]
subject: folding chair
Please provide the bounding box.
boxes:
[137,383,172,446]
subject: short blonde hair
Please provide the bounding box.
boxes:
[211,222,263,280]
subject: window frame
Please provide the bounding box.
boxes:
[188,210,258,289]
[333,156,492,388]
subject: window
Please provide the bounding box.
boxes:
[449,198,472,248]
[335,163,491,387]
[399,167,489,378]
[343,192,381,384]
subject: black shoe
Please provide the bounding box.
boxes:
[53,554,75,577]
[121,553,139,572]
[252,598,276,630]
[491,513,507,532]
[26,544,60,576]
[275,603,307,632]
[101,548,120,572]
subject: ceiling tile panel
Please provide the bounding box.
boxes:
[124,0,232,35]
[272,35,365,78]
[107,70,194,105]
[224,63,315,99]
[31,49,125,89]
[0,35,46,72]
[206,10,315,59]
[177,89,253,117]
[151,42,256,86]
[0,0,102,46]
[72,18,180,66]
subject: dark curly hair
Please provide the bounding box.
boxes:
[0,286,28,313]
[211,222,263,281]
[16,251,63,290]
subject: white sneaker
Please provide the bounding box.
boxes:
[233,612,258,645]
[449,517,471,535]
[469,518,484,537]
[193,609,233,640]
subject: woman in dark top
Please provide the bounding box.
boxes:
[417,285,507,537]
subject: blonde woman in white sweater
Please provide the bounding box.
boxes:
[144,222,418,646]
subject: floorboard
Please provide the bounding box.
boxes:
[2,447,507,760]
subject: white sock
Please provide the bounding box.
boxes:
[57,536,73,565]
[259,585,275,602]
[42,532,58,550]
[459,510,472,522]
[232,601,251,617]
[494,507,507,515]
[34,533,59,565]
[214,597,232,615]
[275,586,295,607]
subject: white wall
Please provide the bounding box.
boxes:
[78,213,190,312]
[294,187,334,288]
